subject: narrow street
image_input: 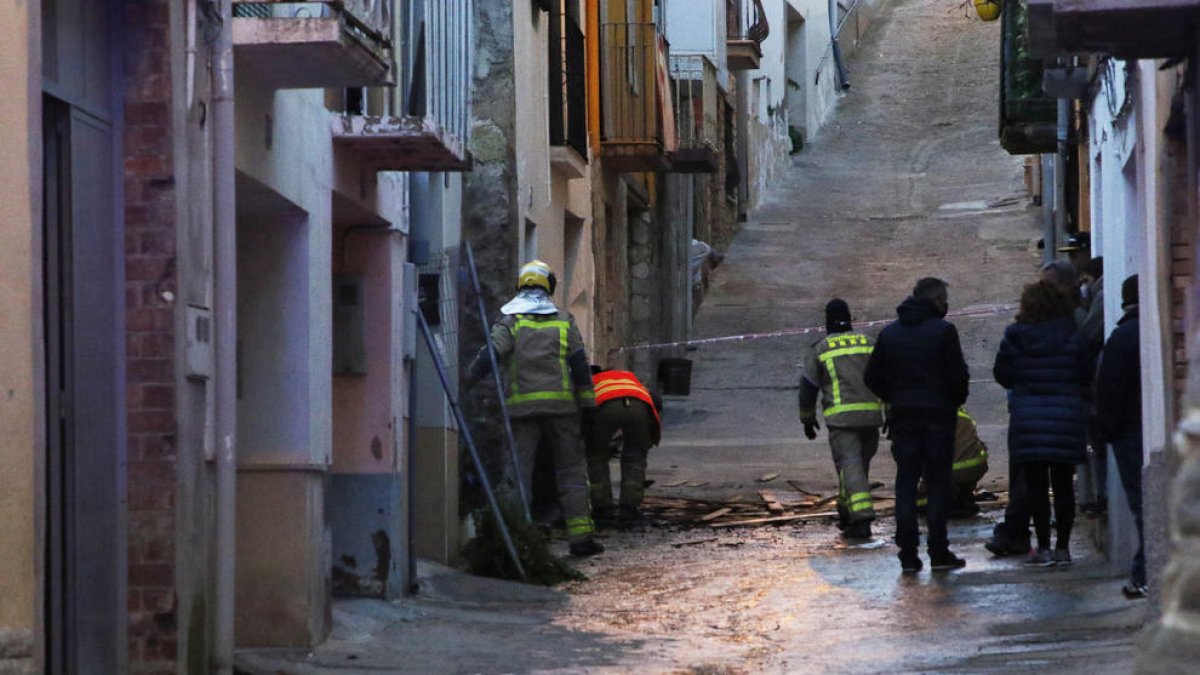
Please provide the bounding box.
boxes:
[236,1,1146,673]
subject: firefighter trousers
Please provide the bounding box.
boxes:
[828,426,879,524]
[510,413,594,543]
[586,398,655,511]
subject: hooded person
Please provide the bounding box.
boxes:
[864,278,971,573]
[467,260,604,556]
[799,299,885,541]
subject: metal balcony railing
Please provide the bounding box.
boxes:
[403,0,471,154]
[600,22,664,150]
[727,0,769,44]
[231,0,393,88]
[549,9,588,160]
[232,1,391,46]
[668,54,719,172]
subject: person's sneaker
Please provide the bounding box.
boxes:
[929,550,967,571]
[568,538,605,557]
[1051,549,1073,566]
[1122,582,1149,599]
[1023,548,1055,567]
[899,552,923,574]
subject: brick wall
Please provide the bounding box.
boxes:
[123,1,179,672]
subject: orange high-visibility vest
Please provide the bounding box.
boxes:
[592,370,660,423]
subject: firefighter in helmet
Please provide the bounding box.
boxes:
[469,260,603,556]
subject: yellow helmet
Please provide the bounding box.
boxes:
[517,260,557,294]
[974,0,1001,21]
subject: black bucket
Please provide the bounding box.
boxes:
[658,358,693,396]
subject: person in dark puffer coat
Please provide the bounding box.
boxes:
[994,280,1090,566]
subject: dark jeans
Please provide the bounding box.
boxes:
[891,410,956,555]
[1112,430,1146,586]
[1017,461,1075,550]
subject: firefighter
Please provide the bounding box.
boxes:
[918,408,989,517]
[586,367,662,527]
[468,260,603,556]
[950,408,988,515]
[799,299,885,541]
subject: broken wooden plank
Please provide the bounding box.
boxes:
[710,510,839,528]
[787,480,822,497]
[758,490,786,514]
[686,480,710,487]
[757,472,780,483]
[698,507,733,522]
[660,479,688,487]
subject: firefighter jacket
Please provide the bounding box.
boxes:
[489,311,595,418]
[593,370,662,445]
[800,331,884,428]
[953,409,989,486]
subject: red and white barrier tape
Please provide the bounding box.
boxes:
[607,303,1018,355]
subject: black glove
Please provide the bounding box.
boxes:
[803,420,819,440]
[881,419,890,439]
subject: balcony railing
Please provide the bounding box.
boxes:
[726,0,768,70]
[549,8,589,166]
[599,22,671,172]
[332,0,472,172]
[232,0,393,89]
[667,55,719,173]
[1000,0,1056,155]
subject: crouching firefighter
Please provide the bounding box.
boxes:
[799,299,885,541]
[468,261,604,556]
[587,367,663,527]
[917,408,990,517]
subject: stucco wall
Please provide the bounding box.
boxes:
[0,0,38,666]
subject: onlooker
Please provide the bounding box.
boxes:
[993,280,1090,566]
[865,278,970,573]
[1077,257,1109,517]
[1095,275,1148,598]
[986,259,1086,558]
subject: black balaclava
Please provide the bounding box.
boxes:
[825,299,853,333]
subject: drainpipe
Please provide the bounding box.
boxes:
[211,0,237,671]
[1053,98,1069,259]
[829,0,850,91]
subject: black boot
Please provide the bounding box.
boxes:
[843,520,872,542]
[569,537,605,557]
[616,505,643,529]
[930,549,967,571]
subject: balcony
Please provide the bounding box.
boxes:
[667,55,719,174]
[1000,0,1056,155]
[599,22,670,172]
[331,0,471,172]
[232,1,393,89]
[549,7,589,178]
[1032,0,1200,58]
[726,0,769,71]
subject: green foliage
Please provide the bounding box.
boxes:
[461,499,586,586]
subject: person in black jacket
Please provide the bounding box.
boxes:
[1095,275,1147,598]
[994,280,1090,567]
[865,278,971,573]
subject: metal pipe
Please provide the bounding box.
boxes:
[415,310,527,581]
[211,0,238,670]
[830,0,850,90]
[464,242,529,522]
[1054,97,1070,259]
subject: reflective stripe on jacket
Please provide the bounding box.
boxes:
[593,370,660,424]
[802,331,884,427]
[491,312,595,417]
[953,408,988,485]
